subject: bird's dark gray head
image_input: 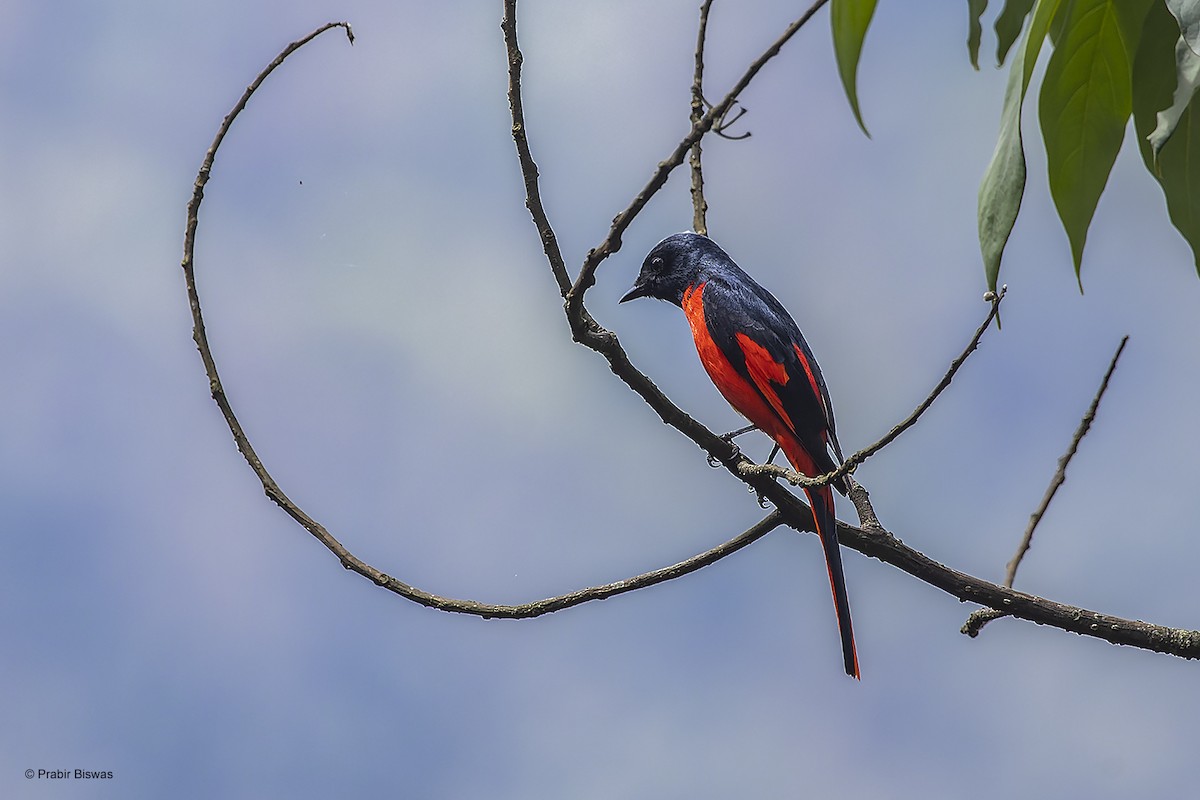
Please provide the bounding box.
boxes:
[620,232,725,307]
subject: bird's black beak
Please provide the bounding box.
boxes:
[619,281,649,303]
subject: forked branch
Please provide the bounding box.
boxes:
[180,11,1200,665]
[963,336,1131,636]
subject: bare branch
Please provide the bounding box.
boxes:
[963,335,1130,636]
[689,0,715,235]
[179,13,1200,667]
[848,519,1200,660]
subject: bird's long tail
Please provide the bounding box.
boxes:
[805,485,859,679]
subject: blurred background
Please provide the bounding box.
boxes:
[3,1,1198,797]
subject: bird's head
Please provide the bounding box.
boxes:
[620,232,720,307]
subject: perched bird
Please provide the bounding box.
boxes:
[621,232,858,678]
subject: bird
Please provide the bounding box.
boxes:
[620,232,859,678]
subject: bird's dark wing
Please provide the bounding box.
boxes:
[699,275,841,483]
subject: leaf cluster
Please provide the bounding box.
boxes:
[832,0,1200,288]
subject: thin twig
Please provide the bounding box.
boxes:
[502,3,571,297]
[689,0,715,235]
[713,104,751,139]
[372,512,786,619]
[183,22,354,285]
[1006,335,1129,586]
[840,286,1006,472]
[963,336,1130,636]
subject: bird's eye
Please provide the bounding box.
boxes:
[651,257,664,268]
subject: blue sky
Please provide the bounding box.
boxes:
[3,1,1199,797]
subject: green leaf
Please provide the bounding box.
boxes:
[995,0,1036,65]
[1038,0,1152,285]
[1166,0,1200,55]
[1134,0,1200,274]
[969,0,990,70]
[1048,1,1070,45]
[831,0,878,136]
[978,0,1061,291]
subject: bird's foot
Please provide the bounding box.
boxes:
[709,424,756,467]
[720,424,758,442]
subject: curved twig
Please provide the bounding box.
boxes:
[180,20,792,619]
[713,104,751,139]
[689,0,715,236]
